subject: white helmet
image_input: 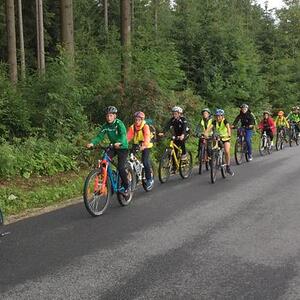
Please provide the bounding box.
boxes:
[172,106,183,113]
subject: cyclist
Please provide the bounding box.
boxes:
[287,106,300,135]
[275,111,289,140]
[205,109,234,176]
[86,106,130,196]
[195,108,213,158]
[159,106,189,160]
[258,111,276,147]
[127,111,153,189]
[232,104,256,161]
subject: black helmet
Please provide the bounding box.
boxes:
[105,106,118,114]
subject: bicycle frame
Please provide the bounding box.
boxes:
[169,139,182,169]
[97,151,120,194]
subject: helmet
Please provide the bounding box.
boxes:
[105,106,118,114]
[201,108,211,114]
[278,111,284,116]
[215,109,225,116]
[172,106,183,113]
[240,103,249,109]
[263,110,271,115]
[134,111,145,119]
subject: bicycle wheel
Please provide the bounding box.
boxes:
[267,137,272,155]
[259,137,266,156]
[289,129,294,147]
[142,168,154,192]
[0,209,3,226]
[158,149,172,183]
[179,151,193,179]
[198,146,203,174]
[234,139,243,165]
[275,132,280,151]
[83,168,111,217]
[221,151,227,179]
[210,151,218,184]
[117,164,135,206]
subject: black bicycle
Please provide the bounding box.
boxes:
[275,126,287,151]
[288,122,299,147]
[197,135,210,174]
[259,130,272,156]
[234,127,250,165]
[210,135,227,184]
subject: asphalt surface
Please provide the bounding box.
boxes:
[1,146,300,300]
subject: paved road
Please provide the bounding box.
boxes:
[1,146,300,300]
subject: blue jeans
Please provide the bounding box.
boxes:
[245,129,253,156]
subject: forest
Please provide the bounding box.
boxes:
[0,0,299,213]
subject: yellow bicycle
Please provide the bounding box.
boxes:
[158,136,193,183]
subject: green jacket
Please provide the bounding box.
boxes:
[91,119,128,149]
[287,112,300,123]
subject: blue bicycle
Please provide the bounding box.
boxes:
[83,145,135,216]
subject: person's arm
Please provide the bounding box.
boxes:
[142,124,151,148]
[232,115,240,127]
[182,118,187,136]
[116,120,128,146]
[284,117,290,128]
[127,126,134,142]
[90,126,106,146]
[226,122,231,138]
[204,123,214,138]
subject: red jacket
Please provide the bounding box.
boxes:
[258,117,276,134]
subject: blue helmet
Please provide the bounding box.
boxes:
[215,109,225,116]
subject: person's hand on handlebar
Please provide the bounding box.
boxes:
[86,143,94,149]
[178,134,185,141]
[114,143,122,149]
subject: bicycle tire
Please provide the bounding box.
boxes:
[275,132,280,151]
[210,151,218,184]
[142,168,154,192]
[179,151,193,179]
[117,164,135,206]
[198,146,203,174]
[83,168,111,217]
[158,149,172,183]
[259,137,267,156]
[0,209,3,226]
[234,140,243,165]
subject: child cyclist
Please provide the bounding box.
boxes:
[232,104,256,161]
[204,109,234,176]
[127,111,154,189]
[159,106,189,160]
[275,111,289,140]
[195,108,213,158]
[258,111,276,147]
[86,106,130,197]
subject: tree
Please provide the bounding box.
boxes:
[5,0,18,83]
[120,0,131,87]
[60,0,74,59]
[17,0,25,79]
[36,0,45,74]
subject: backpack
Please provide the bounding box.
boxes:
[145,118,157,143]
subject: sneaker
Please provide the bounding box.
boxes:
[181,154,188,160]
[248,155,253,161]
[146,179,154,189]
[226,165,235,176]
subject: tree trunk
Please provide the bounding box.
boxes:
[131,0,134,38]
[18,0,26,79]
[5,0,18,83]
[154,0,158,37]
[36,0,45,75]
[120,0,131,87]
[60,0,75,59]
[104,0,108,34]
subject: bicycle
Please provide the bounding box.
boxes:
[210,135,227,184]
[128,146,154,192]
[197,135,210,174]
[234,127,250,165]
[158,136,193,183]
[83,145,135,216]
[275,126,287,151]
[259,130,272,156]
[0,209,3,226]
[288,122,299,147]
